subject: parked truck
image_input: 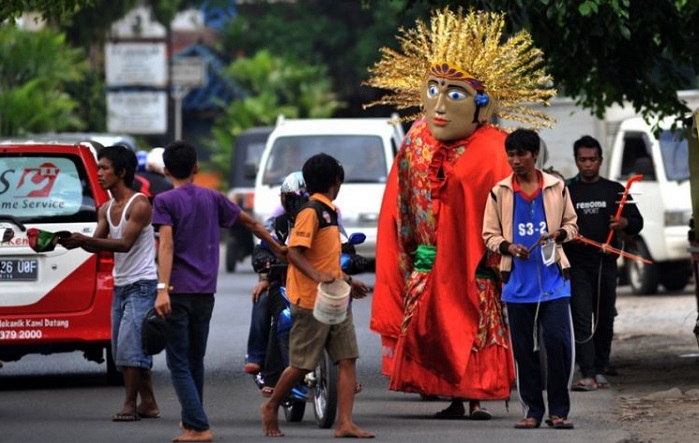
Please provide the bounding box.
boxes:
[606,117,692,294]
[532,91,699,294]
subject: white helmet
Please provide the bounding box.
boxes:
[280,171,308,216]
[280,171,306,194]
[146,147,165,174]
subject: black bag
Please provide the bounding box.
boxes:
[142,308,168,355]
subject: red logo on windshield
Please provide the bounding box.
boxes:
[17,163,60,197]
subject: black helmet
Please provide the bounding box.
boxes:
[141,308,168,355]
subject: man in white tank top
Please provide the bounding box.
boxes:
[60,145,160,422]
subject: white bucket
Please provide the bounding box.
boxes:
[314,279,351,325]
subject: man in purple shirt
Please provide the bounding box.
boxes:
[152,140,285,443]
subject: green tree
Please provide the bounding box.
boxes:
[0,0,96,22]
[221,0,699,122]
[206,50,343,179]
[64,69,107,132]
[0,26,89,136]
[217,0,429,117]
[405,0,699,121]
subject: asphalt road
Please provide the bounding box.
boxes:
[0,259,641,443]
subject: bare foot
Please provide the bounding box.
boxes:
[171,428,213,442]
[261,402,284,437]
[334,423,375,439]
[137,402,160,418]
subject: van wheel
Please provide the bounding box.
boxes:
[106,346,122,386]
[626,239,659,295]
[660,263,690,292]
[225,239,237,273]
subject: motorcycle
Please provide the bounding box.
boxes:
[253,232,373,428]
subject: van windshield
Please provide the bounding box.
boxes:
[0,153,97,223]
[262,135,387,185]
[659,130,689,181]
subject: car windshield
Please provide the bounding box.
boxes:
[262,135,387,185]
[0,153,97,223]
[659,130,689,181]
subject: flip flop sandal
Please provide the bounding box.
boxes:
[137,411,161,419]
[112,412,141,422]
[595,374,611,389]
[572,377,597,391]
[244,362,261,374]
[514,417,540,429]
[546,416,575,429]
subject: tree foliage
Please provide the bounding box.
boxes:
[407,0,699,120]
[206,50,343,178]
[217,0,429,117]
[0,26,88,135]
[0,0,95,23]
[221,0,699,121]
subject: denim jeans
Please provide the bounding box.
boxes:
[246,288,270,366]
[165,293,215,432]
[112,279,157,370]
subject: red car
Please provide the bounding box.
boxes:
[0,142,118,383]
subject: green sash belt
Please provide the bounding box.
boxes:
[414,244,436,272]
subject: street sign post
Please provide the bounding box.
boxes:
[172,57,207,88]
[171,56,208,139]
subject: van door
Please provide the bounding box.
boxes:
[0,151,105,314]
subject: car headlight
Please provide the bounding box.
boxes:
[664,209,692,227]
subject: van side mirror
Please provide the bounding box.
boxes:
[243,163,258,180]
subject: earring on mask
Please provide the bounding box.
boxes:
[474,92,489,107]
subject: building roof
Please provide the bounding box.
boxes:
[174,44,246,113]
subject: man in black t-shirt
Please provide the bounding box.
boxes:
[564,135,644,392]
[132,147,173,202]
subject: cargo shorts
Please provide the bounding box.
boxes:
[288,304,359,371]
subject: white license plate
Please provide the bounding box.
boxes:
[0,259,38,281]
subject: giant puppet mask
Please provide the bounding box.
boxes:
[364,8,556,135]
[422,65,494,141]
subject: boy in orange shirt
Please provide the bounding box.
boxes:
[261,153,373,438]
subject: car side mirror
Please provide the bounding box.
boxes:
[243,163,258,180]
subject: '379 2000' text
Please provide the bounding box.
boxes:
[0,329,43,339]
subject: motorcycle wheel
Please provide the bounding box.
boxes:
[283,398,306,422]
[313,349,338,429]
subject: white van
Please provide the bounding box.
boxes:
[254,116,404,258]
[607,116,692,294]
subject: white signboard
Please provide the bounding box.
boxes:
[107,91,167,134]
[105,42,167,87]
[172,57,207,88]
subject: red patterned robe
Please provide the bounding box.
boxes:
[371,118,515,399]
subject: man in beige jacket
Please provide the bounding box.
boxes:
[482,128,578,430]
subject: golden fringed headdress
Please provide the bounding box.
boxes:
[364,8,557,129]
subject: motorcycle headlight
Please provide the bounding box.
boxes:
[664,209,692,227]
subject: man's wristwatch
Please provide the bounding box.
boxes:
[157,282,169,291]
